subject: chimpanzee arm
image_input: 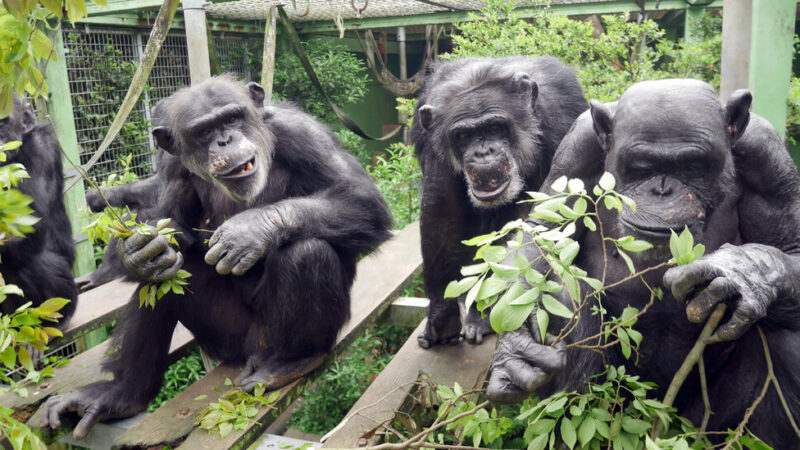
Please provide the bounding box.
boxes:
[663,113,800,343]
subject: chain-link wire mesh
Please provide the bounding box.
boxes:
[63,27,262,182]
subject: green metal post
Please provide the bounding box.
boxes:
[748,0,796,139]
[684,6,705,43]
[46,29,96,276]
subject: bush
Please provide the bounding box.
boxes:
[368,143,421,229]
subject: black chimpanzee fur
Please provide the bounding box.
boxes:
[411,56,587,348]
[487,80,800,448]
[0,98,77,323]
[42,76,392,439]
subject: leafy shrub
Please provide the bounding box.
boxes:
[274,38,370,125]
[336,129,372,167]
[368,143,421,229]
[289,324,411,435]
[147,351,207,412]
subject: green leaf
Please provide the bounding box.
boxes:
[618,328,631,359]
[598,172,615,191]
[603,195,622,211]
[558,240,580,265]
[39,0,63,16]
[478,245,507,263]
[31,29,56,61]
[621,416,651,434]
[489,262,519,278]
[561,416,577,449]
[65,0,88,23]
[577,416,596,447]
[444,276,478,299]
[545,396,568,413]
[536,308,548,343]
[509,287,540,306]
[527,433,548,450]
[573,197,587,215]
[567,178,585,194]
[18,346,33,371]
[618,250,635,274]
[541,294,572,318]
[531,209,564,223]
[619,239,653,253]
[583,216,597,231]
[478,275,508,300]
[0,345,15,369]
[461,262,489,276]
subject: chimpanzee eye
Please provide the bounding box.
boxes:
[490,124,501,133]
[457,132,469,141]
[200,128,214,139]
[227,115,239,124]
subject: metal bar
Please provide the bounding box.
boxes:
[293,0,723,34]
[261,6,277,100]
[75,14,263,34]
[46,29,96,277]
[183,0,211,84]
[720,0,751,102]
[748,0,796,139]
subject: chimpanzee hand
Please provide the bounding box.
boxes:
[41,383,146,440]
[116,226,183,282]
[486,321,566,404]
[205,208,284,276]
[663,243,800,344]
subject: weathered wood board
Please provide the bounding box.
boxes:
[59,278,137,344]
[322,319,497,448]
[111,222,422,449]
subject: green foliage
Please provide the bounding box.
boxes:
[0,0,107,118]
[787,77,800,145]
[668,227,705,266]
[195,378,280,439]
[147,351,207,412]
[274,38,369,124]
[368,143,420,229]
[445,0,722,102]
[290,323,411,434]
[0,405,46,450]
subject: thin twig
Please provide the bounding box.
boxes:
[366,401,491,449]
[697,357,711,440]
[756,326,800,437]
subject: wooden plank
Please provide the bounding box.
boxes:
[1,324,193,413]
[322,319,497,448]
[113,222,422,449]
[58,278,136,344]
[383,296,428,328]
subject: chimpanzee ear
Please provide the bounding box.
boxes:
[18,103,35,134]
[418,105,435,131]
[590,100,614,153]
[725,89,752,146]
[512,72,539,110]
[152,126,179,155]
[247,82,266,108]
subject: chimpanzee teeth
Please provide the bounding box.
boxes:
[245,161,253,171]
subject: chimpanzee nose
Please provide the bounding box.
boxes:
[651,175,674,196]
[217,132,232,147]
[474,146,497,163]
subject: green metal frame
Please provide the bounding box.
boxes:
[46,30,96,277]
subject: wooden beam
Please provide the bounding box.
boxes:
[261,6,277,101]
[293,0,723,34]
[720,0,752,101]
[45,29,96,277]
[87,0,162,16]
[748,0,796,139]
[182,0,211,84]
[383,296,428,328]
[75,14,264,34]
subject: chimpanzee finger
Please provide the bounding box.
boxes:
[73,405,103,440]
[208,229,223,248]
[706,301,763,344]
[231,253,259,276]
[685,277,738,323]
[663,262,720,301]
[42,395,68,429]
[123,228,158,251]
[511,338,566,373]
[214,251,239,275]
[204,242,228,266]
[129,235,169,266]
[153,252,184,282]
[504,359,549,392]
[234,358,257,387]
[486,366,530,405]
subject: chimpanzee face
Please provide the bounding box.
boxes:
[417,73,540,208]
[591,80,750,263]
[152,77,274,203]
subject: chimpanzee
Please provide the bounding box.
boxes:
[486,79,800,447]
[0,98,77,323]
[411,56,587,348]
[42,75,392,439]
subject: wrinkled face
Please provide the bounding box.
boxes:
[450,111,522,207]
[591,81,750,264]
[418,73,539,209]
[153,80,274,202]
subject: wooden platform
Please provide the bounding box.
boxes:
[322,317,497,448]
[3,222,422,449]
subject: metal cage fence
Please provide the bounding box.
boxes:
[62,27,262,182]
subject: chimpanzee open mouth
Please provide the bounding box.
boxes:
[471,178,511,201]
[217,156,257,179]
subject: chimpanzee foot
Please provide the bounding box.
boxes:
[417,314,462,349]
[234,352,326,392]
[462,307,494,345]
[41,383,145,439]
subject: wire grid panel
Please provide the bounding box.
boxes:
[64,28,153,181]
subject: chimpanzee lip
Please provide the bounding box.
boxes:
[216,156,257,179]
[619,216,695,240]
[472,179,511,201]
